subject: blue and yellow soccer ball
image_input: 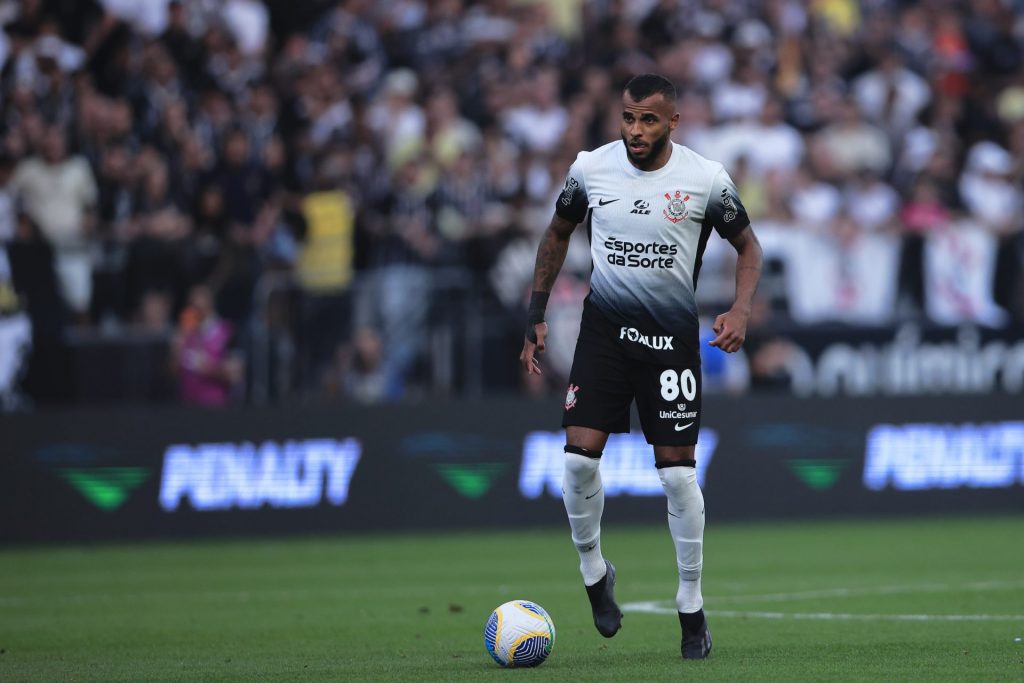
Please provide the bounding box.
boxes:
[483,599,556,667]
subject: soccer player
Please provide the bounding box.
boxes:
[518,74,762,660]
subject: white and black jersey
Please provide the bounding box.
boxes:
[555,140,749,361]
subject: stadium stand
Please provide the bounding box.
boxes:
[0,0,1021,407]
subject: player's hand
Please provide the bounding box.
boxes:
[519,322,548,375]
[708,309,748,353]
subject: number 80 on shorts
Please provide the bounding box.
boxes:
[659,369,697,402]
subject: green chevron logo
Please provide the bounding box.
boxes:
[785,459,849,491]
[432,463,509,499]
[56,467,150,511]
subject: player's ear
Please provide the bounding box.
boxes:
[669,112,680,130]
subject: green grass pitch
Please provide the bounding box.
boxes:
[1,516,1022,682]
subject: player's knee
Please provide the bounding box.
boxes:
[565,444,602,460]
[657,464,697,495]
[563,445,601,484]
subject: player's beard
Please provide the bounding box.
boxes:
[623,130,670,168]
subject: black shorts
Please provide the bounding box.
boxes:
[561,307,702,446]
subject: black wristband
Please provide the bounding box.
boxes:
[525,290,549,343]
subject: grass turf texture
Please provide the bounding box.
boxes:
[1,516,1022,682]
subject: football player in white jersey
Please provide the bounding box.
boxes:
[519,74,763,660]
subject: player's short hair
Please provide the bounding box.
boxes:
[623,74,677,104]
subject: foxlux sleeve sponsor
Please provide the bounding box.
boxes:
[604,237,678,268]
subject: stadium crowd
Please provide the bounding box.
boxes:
[0,0,1022,408]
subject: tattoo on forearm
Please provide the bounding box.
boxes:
[534,232,569,291]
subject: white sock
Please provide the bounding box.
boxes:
[562,451,606,585]
[658,465,705,613]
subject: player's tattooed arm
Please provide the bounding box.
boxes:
[532,213,579,292]
[520,213,579,375]
[710,225,763,353]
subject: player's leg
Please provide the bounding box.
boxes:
[563,425,610,586]
[635,360,712,659]
[560,311,632,638]
[563,426,622,638]
[654,445,711,659]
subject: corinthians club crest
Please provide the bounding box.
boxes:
[565,384,580,410]
[663,190,690,223]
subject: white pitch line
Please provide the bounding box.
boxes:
[696,579,1024,605]
[622,602,1024,622]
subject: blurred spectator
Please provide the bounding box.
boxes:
[743,296,813,394]
[812,98,892,179]
[5,212,67,402]
[897,175,953,313]
[0,238,31,410]
[711,57,768,123]
[851,48,931,134]
[958,141,1023,236]
[323,326,394,403]
[223,0,269,56]
[845,170,900,233]
[171,284,242,406]
[702,97,804,177]
[788,164,841,228]
[296,154,356,384]
[135,289,175,334]
[964,0,1022,78]
[745,98,804,175]
[122,198,191,325]
[958,141,1024,319]
[353,155,439,395]
[160,1,203,81]
[98,0,171,37]
[433,149,506,271]
[901,176,952,236]
[368,68,424,167]
[501,67,568,154]
[10,126,97,320]
[188,184,229,283]
[203,127,272,226]
[94,144,136,234]
[422,86,482,169]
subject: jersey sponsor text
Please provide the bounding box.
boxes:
[660,409,699,419]
[604,237,676,269]
[620,326,674,350]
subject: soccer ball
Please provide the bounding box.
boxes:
[483,599,556,667]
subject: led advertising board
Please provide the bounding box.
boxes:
[2,396,1021,543]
